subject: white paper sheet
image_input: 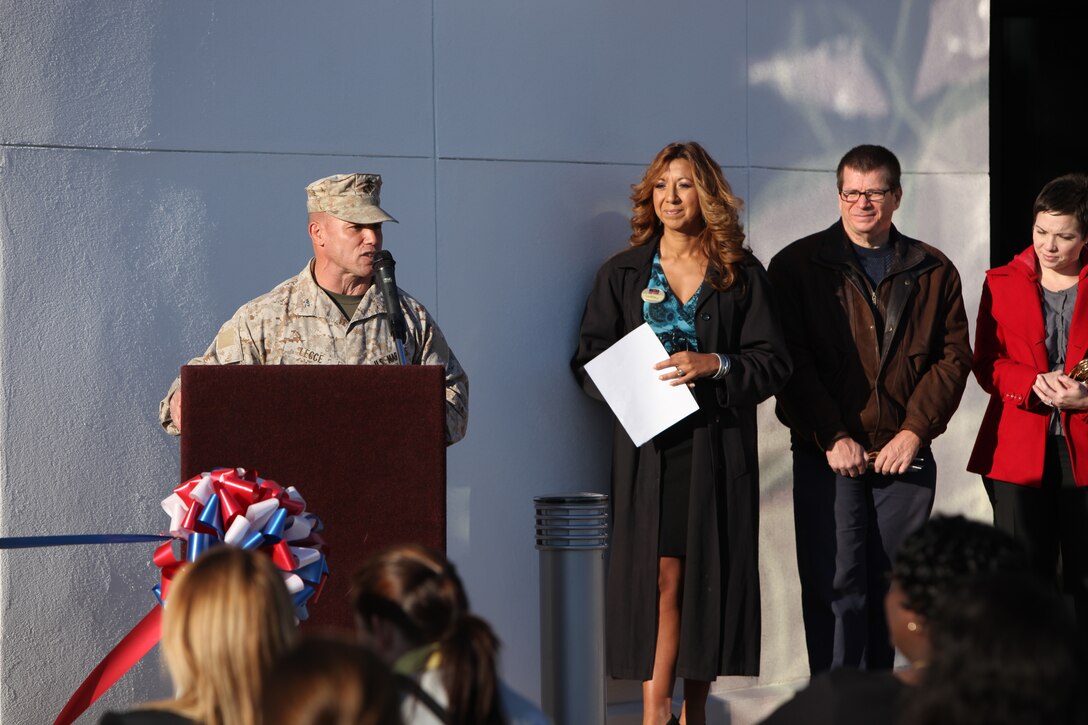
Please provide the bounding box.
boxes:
[583,323,699,446]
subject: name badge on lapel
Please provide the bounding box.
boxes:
[641,288,665,303]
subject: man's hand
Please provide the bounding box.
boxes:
[826,437,868,478]
[1033,372,1088,411]
[169,390,183,433]
[873,429,922,475]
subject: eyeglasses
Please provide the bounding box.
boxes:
[839,188,893,203]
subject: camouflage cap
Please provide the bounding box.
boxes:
[305,173,398,224]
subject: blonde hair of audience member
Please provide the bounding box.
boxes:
[154,546,296,725]
[352,544,505,725]
[263,636,402,725]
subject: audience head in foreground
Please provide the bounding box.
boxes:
[352,544,505,725]
[163,545,296,725]
[263,636,402,725]
[885,514,1030,681]
[758,516,1032,725]
[903,570,1087,725]
[101,545,296,725]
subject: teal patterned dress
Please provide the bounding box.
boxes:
[644,251,705,556]
[644,252,702,354]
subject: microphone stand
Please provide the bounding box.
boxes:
[390,322,408,366]
[373,251,409,365]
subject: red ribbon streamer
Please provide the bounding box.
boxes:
[53,606,162,725]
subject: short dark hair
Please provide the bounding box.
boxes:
[1033,173,1088,237]
[836,144,902,191]
[891,515,1028,618]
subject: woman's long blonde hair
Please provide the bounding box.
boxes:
[629,141,749,291]
[155,546,297,725]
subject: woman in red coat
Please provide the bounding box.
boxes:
[968,172,1088,623]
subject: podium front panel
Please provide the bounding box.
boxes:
[180,364,446,631]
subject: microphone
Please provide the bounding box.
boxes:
[373,250,408,364]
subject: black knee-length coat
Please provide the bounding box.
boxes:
[571,241,792,680]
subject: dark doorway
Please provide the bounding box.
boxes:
[991,1,1088,267]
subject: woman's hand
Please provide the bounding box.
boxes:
[654,352,721,387]
[1033,371,1088,411]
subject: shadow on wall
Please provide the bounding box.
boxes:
[748,0,988,172]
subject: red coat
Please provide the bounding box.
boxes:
[968,245,1088,486]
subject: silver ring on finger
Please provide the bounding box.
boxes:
[676,368,684,377]
[1048,398,1054,406]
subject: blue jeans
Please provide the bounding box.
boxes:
[792,445,936,673]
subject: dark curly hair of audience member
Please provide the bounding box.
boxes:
[262,636,402,725]
[901,571,1088,725]
[352,544,505,725]
[629,141,749,291]
[891,515,1029,619]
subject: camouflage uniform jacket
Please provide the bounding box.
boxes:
[159,261,468,444]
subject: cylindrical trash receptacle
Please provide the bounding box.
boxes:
[535,493,608,725]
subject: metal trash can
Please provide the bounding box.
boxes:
[535,493,609,725]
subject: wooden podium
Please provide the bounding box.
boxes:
[180,364,447,631]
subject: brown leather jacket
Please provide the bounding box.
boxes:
[768,221,971,453]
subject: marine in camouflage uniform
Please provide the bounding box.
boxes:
[159,173,468,444]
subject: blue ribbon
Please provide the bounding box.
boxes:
[262,508,287,542]
[0,534,171,549]
[240,530,265,550]
[187,532,216,562]
[197,494,223,535]
[295,558,325,584]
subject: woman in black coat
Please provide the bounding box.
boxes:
[572,141,791,725]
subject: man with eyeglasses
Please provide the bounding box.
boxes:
[767,144,971,673]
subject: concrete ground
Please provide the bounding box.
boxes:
[605,679,806,725]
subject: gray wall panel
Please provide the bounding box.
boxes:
[435,1,748,165]
[438,158,630,696]
[0,0,435,155]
